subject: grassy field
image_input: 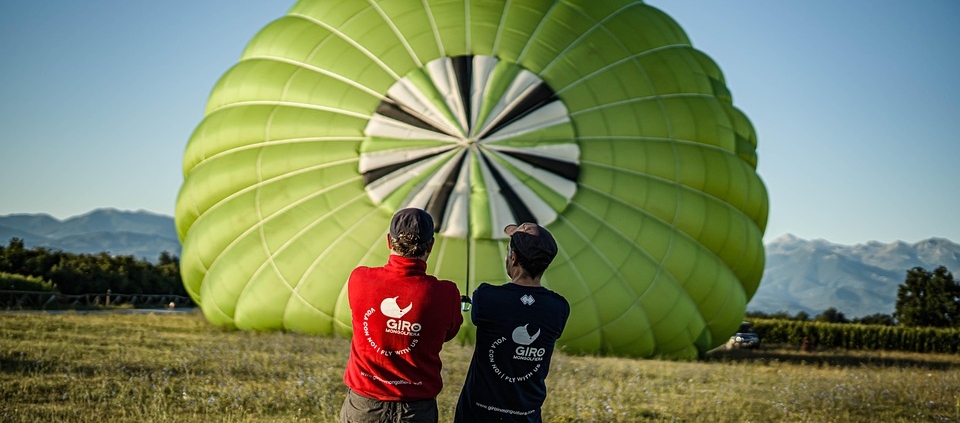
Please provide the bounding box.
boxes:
[1,310,958,422]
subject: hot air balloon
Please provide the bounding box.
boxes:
[176,0,768,359]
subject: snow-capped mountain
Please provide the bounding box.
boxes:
[750,234,960,318]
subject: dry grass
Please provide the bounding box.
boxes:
[1,311,958,422]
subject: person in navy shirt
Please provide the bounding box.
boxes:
[454,223,570,423]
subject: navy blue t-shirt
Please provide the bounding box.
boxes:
[454,282,570,422]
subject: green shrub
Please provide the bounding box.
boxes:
[752,318,960,354]
[0,272,57,292]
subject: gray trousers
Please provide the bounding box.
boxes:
[339,389,438,423]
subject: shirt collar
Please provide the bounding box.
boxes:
[386,254,428,275]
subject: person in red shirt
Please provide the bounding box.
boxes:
[340,208,464,423]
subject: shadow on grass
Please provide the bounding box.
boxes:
[0,355,48,374]
[703,347,960,370]
[0,354,107,377]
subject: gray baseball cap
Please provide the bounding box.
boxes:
[504,222,557,265]
[390,208,435,242]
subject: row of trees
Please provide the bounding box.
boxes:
[748,266,959,328]
[3,236,957,330]
[752,318,960,354]
[0,238,184,296]
[747,308,896,326]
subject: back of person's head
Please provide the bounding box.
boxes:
[389,208,435,258]
[504,223,558,278]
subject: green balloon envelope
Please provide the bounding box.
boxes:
[176,0,768,359]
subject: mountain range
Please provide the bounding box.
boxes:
[753,234,960,318]
[2,209,958,317]
[0,208,181,262]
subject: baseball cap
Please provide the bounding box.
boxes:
[390,208,435,242]
[504,222,557,265]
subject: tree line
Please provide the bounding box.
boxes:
[3,234,956,330]
[748,265,960,329]
[751,318,960,354]
[0,238,184,296]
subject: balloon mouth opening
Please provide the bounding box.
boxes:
[359,55,580,240]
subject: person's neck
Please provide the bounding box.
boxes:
[390,252,429,262]
[510,276,541,287]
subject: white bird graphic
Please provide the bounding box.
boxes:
[512,324,541,345]
[380,297,413,318]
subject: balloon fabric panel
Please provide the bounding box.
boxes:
[176,0,769,359]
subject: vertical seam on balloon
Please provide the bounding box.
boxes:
[551,45,689,96]
[187,184,203,245]
[567,93,715,116]
[563,199,678,354]
[578,160,747,268]
[205,173,363,278]
[243,56,386,100]
[565,9,714,347]
[420,0,445,55]
[289,13,402,81]
[366,0,423,68]
[581,157,761,322]
[237,180,370,321]
[576,134,731,152]
[561,199,654,291]
[202,285,234,326]
[208,101,371,120]
[514,1,562,64]
[432,234,450,279]
[576,179,741,330]
[332,275,352,335]
[693,267,746,350]
[491,0,511,56]
[291,13,389,91]
[287,204,385,329]
[658,60,685,353]
[255,107,282,323]
[539,2,636,76]
[551,213,629,355]
[463,0,471,53]
[331,224,391,331]
[198,137,365,168]
[278,55,306,121]
[728,155,752,293]
[279,194,371,291]
[202,175,363,320]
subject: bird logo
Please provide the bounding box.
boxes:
[380,297,413,319]
[512,324,541,345]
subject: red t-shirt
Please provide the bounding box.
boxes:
[343,254,464,401]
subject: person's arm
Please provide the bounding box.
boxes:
[468,283,491,327]
[444,285,464,341]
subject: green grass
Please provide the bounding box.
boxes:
[2,311,959,422]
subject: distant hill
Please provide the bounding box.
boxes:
[2,210,958,317]
[749,235,960,318]
[0,209,181,262]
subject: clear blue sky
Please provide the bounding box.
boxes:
[1,1,957,246]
